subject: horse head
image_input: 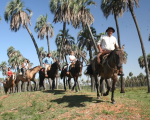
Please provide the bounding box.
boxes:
[75,60,83,73]
[56,60,61,71]
[113,44,125,69]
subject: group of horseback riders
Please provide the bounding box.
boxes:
[5,27,123,83]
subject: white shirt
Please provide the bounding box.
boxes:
[69,55,76,62]
[97,35,118,51]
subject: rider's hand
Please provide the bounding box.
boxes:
[100,49,103,53]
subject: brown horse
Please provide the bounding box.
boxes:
[39,60,61,90]
[1,72,16,94]
[61,60,83,92]
[15,66,42,92]
[86,45,124,104]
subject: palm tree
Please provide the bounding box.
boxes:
[35,14,54,53]
[138,54,150,72]
[39,47,47,60]
[4,0,42,66]
[50,0,74,61]
[7,46,15,58]
[72,0,98,53]
[0,61,7,77]
[77,26,97,62]
[55,29,75,62]
[101,0,126,48]
[123,0,150,92]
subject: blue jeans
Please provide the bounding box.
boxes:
[67,63,72,71]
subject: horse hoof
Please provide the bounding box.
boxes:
[103,93,108,96]
[97,96,100,99]
[112,101,116,104]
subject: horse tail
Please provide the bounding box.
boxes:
[86,64,93,75]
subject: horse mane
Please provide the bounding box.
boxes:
[29,66,40,71]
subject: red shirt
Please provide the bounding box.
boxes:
[7,71,12,77]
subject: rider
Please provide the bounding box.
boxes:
[43,53,53,77]
[66,51,82,76]
[22,59,29,78]
[6,67,12,82]
[97,27,123,76]
[7,67,12,77]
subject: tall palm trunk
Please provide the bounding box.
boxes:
[59,22,66,61]
[114,12,125,93]
[25,25,43,67]
[87,24,99,54]
[89,48,94,92]
[46,34,50,53]
[129,1,150,93]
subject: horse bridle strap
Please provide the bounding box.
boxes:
[107,60,117,73]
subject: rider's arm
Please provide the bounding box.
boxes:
[97,36,103,53]
[22,63,24,68]
[51,58,53,64]
[42,58,46,65]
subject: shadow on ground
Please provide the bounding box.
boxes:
[51,95,106,107]
[42,90,66,95]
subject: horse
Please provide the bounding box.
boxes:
[39,60,61,90]
[86,45,124,104]
[15,66,42,92]
[61,60,83,92]
[1,72,16,94]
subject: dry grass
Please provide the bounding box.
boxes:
[0,87,149,120]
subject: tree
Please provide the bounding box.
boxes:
[138,54,150,72]
[55,29,75,62]
[129,72,133,78]
[35,14,54,53]
[0,61,7,77]
[124,0,150,93]
[72,0,98,53]
[50,0,74,61]
[4,0,42,66]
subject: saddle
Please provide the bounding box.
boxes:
[97,52,110,65]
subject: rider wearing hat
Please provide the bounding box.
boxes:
[97,27,123,76]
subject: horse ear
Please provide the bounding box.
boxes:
[121,44,125,50]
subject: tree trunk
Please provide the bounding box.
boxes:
[25,25,43,67]
[47,35,50,54]
[87,24,99,54]
[59,22,66,61]
[129,2,150,93]
[114,13,125,93]
[89,49,94,92]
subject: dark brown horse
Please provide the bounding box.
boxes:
[61,60,83,92]
[86,45,124,104]
[39,60,61,90]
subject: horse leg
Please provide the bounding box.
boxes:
[94,72,100,99]
[63,77,66,91]
[111,78,117,104]
[27,82,29,91]
[75,78,78,92]
[68,78,72,90]
[52,79,55,90]
[21,82,24,92]
[72,78,75,91]
[99,78,104,96]
[43,80,45,90]
[32,80,36,91]
[103,79,111,96]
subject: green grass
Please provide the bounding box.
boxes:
[0,87,149,119]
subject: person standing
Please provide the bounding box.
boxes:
[21,59,29,78]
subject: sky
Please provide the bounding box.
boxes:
[0,0,150,80]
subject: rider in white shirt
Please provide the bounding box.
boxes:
[66,51,76,76]
[97,27,123,76]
